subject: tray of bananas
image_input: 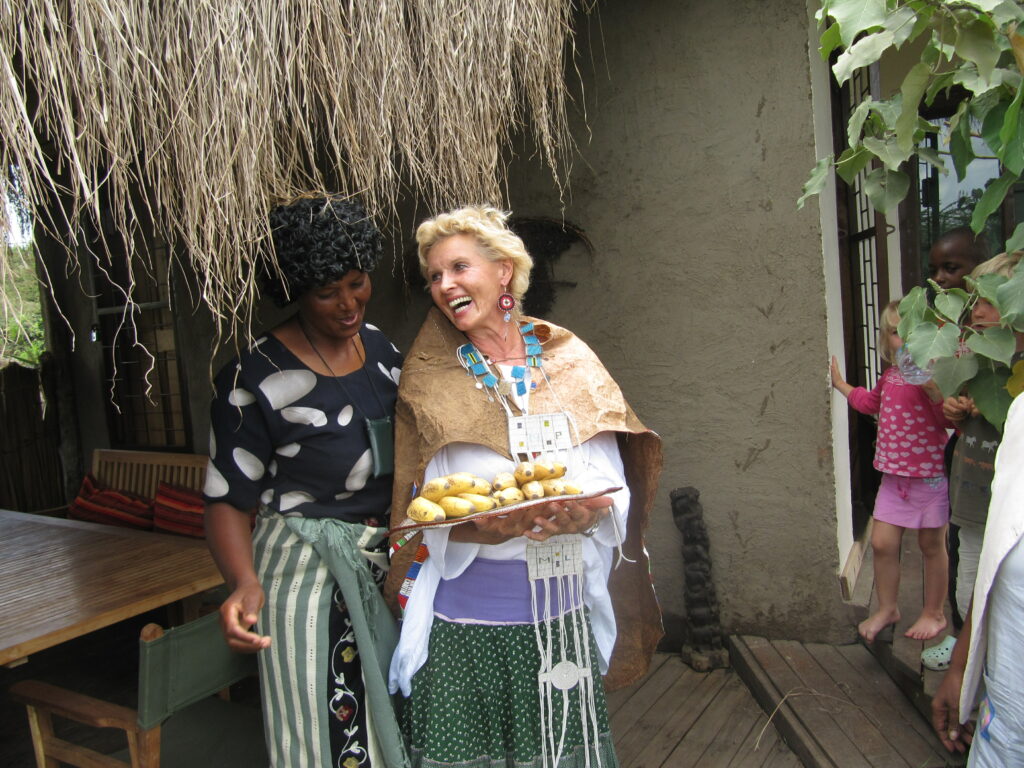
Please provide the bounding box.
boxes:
[389,459,619,535]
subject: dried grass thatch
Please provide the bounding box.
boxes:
[0,0,583,347]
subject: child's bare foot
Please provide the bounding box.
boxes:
[904,613,947,641]
[859,607,900,643]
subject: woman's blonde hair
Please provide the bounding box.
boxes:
[415,205,534,302]
[879,299,901,365]
[970,250,1024,280]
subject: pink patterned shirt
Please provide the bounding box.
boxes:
[848,367,952,478]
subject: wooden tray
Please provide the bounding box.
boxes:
[388,486,621,536]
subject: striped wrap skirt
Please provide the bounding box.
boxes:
[253,512,409,768]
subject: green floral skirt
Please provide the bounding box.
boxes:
[405,614,618,768]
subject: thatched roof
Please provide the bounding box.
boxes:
[1,0,582,342]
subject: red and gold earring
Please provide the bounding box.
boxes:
[498,287,515,322]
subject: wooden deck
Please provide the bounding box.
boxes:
[730,636,963,768]
[608,653,800,767]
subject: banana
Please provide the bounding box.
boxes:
[458,492,497,512]
[492,472,518,491]
[420,476,453,502]
[540,478,567,497]
[407,496,446,523]
[513,461,537,485]
[532,460,556,480]
[492,486,525,506]
[521,480,545,500]
[562,480,583,495]
[447,472,492,496]
[549,462,567,479]
[439,495,476,518]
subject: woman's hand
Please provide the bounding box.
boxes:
[219,581,272,653]
[525,496,612,542]
[452,495,614,544]
[931,665,972,752]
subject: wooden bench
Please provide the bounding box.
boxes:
[91,449,208,497]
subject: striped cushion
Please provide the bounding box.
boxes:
[69,473,153,530]
[153,481,205,538]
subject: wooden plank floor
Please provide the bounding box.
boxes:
[730,636,964,768]
[857,533,959,716]
[608,653,800,767]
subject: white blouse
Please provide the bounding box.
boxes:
[388,431,631,696]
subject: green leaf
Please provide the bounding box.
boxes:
[862,166,910,213]
[906,321,961,368]
[971,171,1018,234]
[956,17,1000,84]
[955,63,1017,95]
[898,286,930,339]
[897,63,931,153]
[836,145,874,184]
[885,3,925,48]
[863,135,913,169]
[916,145,946,173]
[1005,222,1024,253]
[999,85,1024,175]
[935,291,967,322]
[964,1,1024,25]
[827,0,890,47]
[966,325,1017,365]
[925,71,958,106]
[967,362,1013,430]
[798,156,832,209]
[819,23,843,61]
[833,30,895,85]
[949,106,976,181]
[972,273,1008,303]
[931,351,979,397]
[995,260,1024,328]
[847,100,873,147]
[982,99,1008,154]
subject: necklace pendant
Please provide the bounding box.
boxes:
[475,381,484,390]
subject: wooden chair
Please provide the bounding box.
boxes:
[91,449,208,498]
[9,612,266,768]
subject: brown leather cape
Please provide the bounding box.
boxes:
[384,308,664,689]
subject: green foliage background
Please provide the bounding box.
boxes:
[1,244,45,366]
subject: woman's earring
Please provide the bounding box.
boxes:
[498,288,516,323]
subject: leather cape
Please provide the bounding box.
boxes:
[384,308,664,689]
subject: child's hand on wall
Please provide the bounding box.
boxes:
[830,356,853,398]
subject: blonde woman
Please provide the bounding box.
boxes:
[385,206,662,768]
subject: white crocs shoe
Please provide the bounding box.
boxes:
[921,635,956,671]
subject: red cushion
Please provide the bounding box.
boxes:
[153,481,205,538]
[69,473,153,530]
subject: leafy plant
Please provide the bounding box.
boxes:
[899,261,1024,429]
[801,0,1024,251]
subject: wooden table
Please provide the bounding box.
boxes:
[0,509,223,666]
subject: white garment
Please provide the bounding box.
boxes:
[960,395,1024,723]
[388,431,630,697]
[966,537,1024,767]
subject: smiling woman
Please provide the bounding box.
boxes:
[203,195,408,768]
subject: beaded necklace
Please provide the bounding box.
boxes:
[457,321,544,416]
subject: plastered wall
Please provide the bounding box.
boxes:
[490,0,852,643]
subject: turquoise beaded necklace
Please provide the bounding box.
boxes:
[457,321,543,408]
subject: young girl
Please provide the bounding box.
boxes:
[831,300,952,643]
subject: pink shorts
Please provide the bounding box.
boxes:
[873,474,948,529]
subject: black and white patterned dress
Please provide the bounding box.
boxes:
[205,323,402,768]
